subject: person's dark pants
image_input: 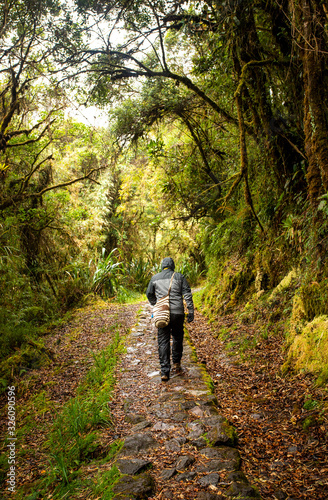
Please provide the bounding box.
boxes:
[157,313,185,376]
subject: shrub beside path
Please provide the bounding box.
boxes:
[109,303,260,500]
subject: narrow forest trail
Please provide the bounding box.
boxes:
[106,302,257,500]
[1,297,327,499]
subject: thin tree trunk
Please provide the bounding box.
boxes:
[236,94,264,232]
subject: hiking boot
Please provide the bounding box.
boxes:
[161,373,170,382]
[172,362,182,374]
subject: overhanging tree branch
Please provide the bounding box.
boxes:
[0,163,108,212]
[178,111,222,193]
[33,165,107,197]
[63,46,239,126]
[6,119,56,149]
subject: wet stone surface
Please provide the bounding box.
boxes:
[115,458,152,475]
[109,303,261,499]
[112,472,155,499]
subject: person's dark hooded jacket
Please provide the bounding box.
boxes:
[146,257,194,316]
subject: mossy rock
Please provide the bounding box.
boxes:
[112,472,155,499]
[206,418,238,447]
[284,315,328,385]
[300,279,328,320]
[226,481,261,498]
[268,268,299,303]
[283,293,307,353]
[199,446,241,471]
[198,259,255,317]
[290,294,306,330]
[254,244,290,291]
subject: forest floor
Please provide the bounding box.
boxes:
[1,296,327,499]
[187,308,328,500]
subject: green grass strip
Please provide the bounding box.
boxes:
[18,329,125,500]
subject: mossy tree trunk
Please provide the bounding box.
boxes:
[299,0,328,203]
[235,90,264,232]
[233,0,306,196]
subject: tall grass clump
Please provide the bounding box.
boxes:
[125,256,154,291]
[177,257,205,286]
[92,248,124,297]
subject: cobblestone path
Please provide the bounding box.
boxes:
[109,303,260,500]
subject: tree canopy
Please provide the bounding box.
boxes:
[1,0,328,401]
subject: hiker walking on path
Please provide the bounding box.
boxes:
[146,257,194,382]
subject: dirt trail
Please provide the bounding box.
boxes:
[187,309,328,500]
[0,301,139,496]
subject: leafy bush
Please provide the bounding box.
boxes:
[203,214,256,271]
[92,248,124,297]
[57,276,89,310]
[125,256,153,291]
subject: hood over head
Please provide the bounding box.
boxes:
[161,257,175,271]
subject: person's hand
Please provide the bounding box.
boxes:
[187,312,194,323]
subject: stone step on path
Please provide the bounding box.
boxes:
[111,304,261,500]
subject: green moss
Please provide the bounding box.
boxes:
[291,293,307,326]
[200,365,215,394]
[195,258,255,318]
[254,245,285,291]
[269,268,299,303]
[185,327,215,393]
[223,420,238,445]
[0,341,52,388]
[302,416,316,431]
[300,279,328,320]
[207,418,238,447]
[284,315,328,385]
[184,327,198,363]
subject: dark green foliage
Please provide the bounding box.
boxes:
[0,320,35,361]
